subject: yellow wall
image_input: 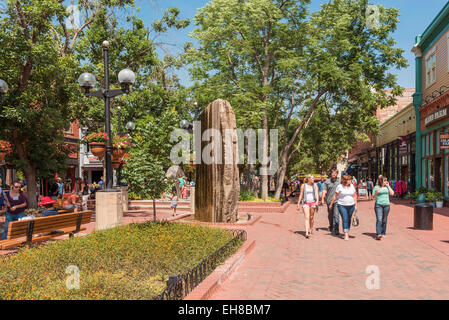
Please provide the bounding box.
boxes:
[377,103,416,146]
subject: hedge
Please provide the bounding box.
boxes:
[0,222,242,300]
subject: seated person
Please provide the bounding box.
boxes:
[62,194,80,213]
[39,197,58,217]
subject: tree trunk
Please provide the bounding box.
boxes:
[24,164,37,209]
[274,151,289,199]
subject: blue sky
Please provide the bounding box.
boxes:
[135,0,449,89]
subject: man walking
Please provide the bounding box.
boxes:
[322,169,341,235]
[317,177,325,201]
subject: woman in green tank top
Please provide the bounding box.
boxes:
[372,176,395,240]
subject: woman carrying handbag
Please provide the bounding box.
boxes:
[329,175,358,241]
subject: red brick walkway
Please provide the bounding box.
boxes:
[210,199,449,300]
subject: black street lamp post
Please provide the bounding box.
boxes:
[78,40,135,192]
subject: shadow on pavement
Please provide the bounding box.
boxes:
[362,232,378,239]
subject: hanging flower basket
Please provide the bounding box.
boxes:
[83,132,109,158]
[0,140,12,161]
[121,153,131,164]
[112,135,133,159]
[112,148,126,159]
[112,159,122,169]
[89,142,106,158]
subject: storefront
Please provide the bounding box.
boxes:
[419,96,449,196]
[377,103,416,194]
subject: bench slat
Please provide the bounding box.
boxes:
[0,227,87,250]
[7,214,91,238]
[7,215,91,235]
[7,218,91,239]
[5,211,92,240]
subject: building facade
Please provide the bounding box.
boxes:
[413,2,449,198]
[347,89,414,181]
[376,103,416,194]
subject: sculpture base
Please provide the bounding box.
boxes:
[95,191,123,231]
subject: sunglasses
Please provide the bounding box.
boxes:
[13,186,21,189]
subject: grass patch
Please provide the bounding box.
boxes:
[0,222,243,300]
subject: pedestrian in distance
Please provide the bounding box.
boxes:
[367,178,374,200]
[373,175,395,241]
[322,169,341,235]
[297,174,319,239]
[57,178,64,199]
[330,175,358,241]
[170,192,178,216]
[317,177,325,201]
[39,197,58,217]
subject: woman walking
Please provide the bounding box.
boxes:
[297,175,319,239]
[373,176,395,240]
[2,181,28,240]
[330,175,357,241]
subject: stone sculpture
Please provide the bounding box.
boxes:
[195,99,240,222]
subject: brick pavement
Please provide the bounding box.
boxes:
[210,199,449,300]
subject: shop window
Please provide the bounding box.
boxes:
[430,132,434,156]
[436,131,440,155]
[422,159,428,189]
[422,136,426,157]
[429,159,434,190]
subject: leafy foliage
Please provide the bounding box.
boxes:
[188,0,407,198]
[122,109,181,200]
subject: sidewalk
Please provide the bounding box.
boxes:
[210,199,449,300]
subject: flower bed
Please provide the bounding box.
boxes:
[0,222,243,300]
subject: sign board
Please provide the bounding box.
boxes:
[425,106,449,127]
[441,134,449,149]
[398,136,407,153]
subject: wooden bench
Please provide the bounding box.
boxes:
[0,211,93,250]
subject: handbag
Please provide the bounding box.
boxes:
[352,209,360,227]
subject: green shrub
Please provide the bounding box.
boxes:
[239,190,256,201]
[0,222,242,300]
[417,187,429,194]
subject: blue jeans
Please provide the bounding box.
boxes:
[374,204,390,236]
[337,204,355,233]
[327,203,340,232]
[2,212,27,240]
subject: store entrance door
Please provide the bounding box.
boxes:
[435,157,442,192]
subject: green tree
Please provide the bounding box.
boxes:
[0,0,189,207]
[0,0,138,207]
[122,109,181,219]
[188,0,407,199]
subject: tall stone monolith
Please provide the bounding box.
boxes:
[195,99,240,222]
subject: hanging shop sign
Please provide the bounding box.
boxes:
[424,106,449,127]
[440,133,449,149]
[398,136,407,153]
